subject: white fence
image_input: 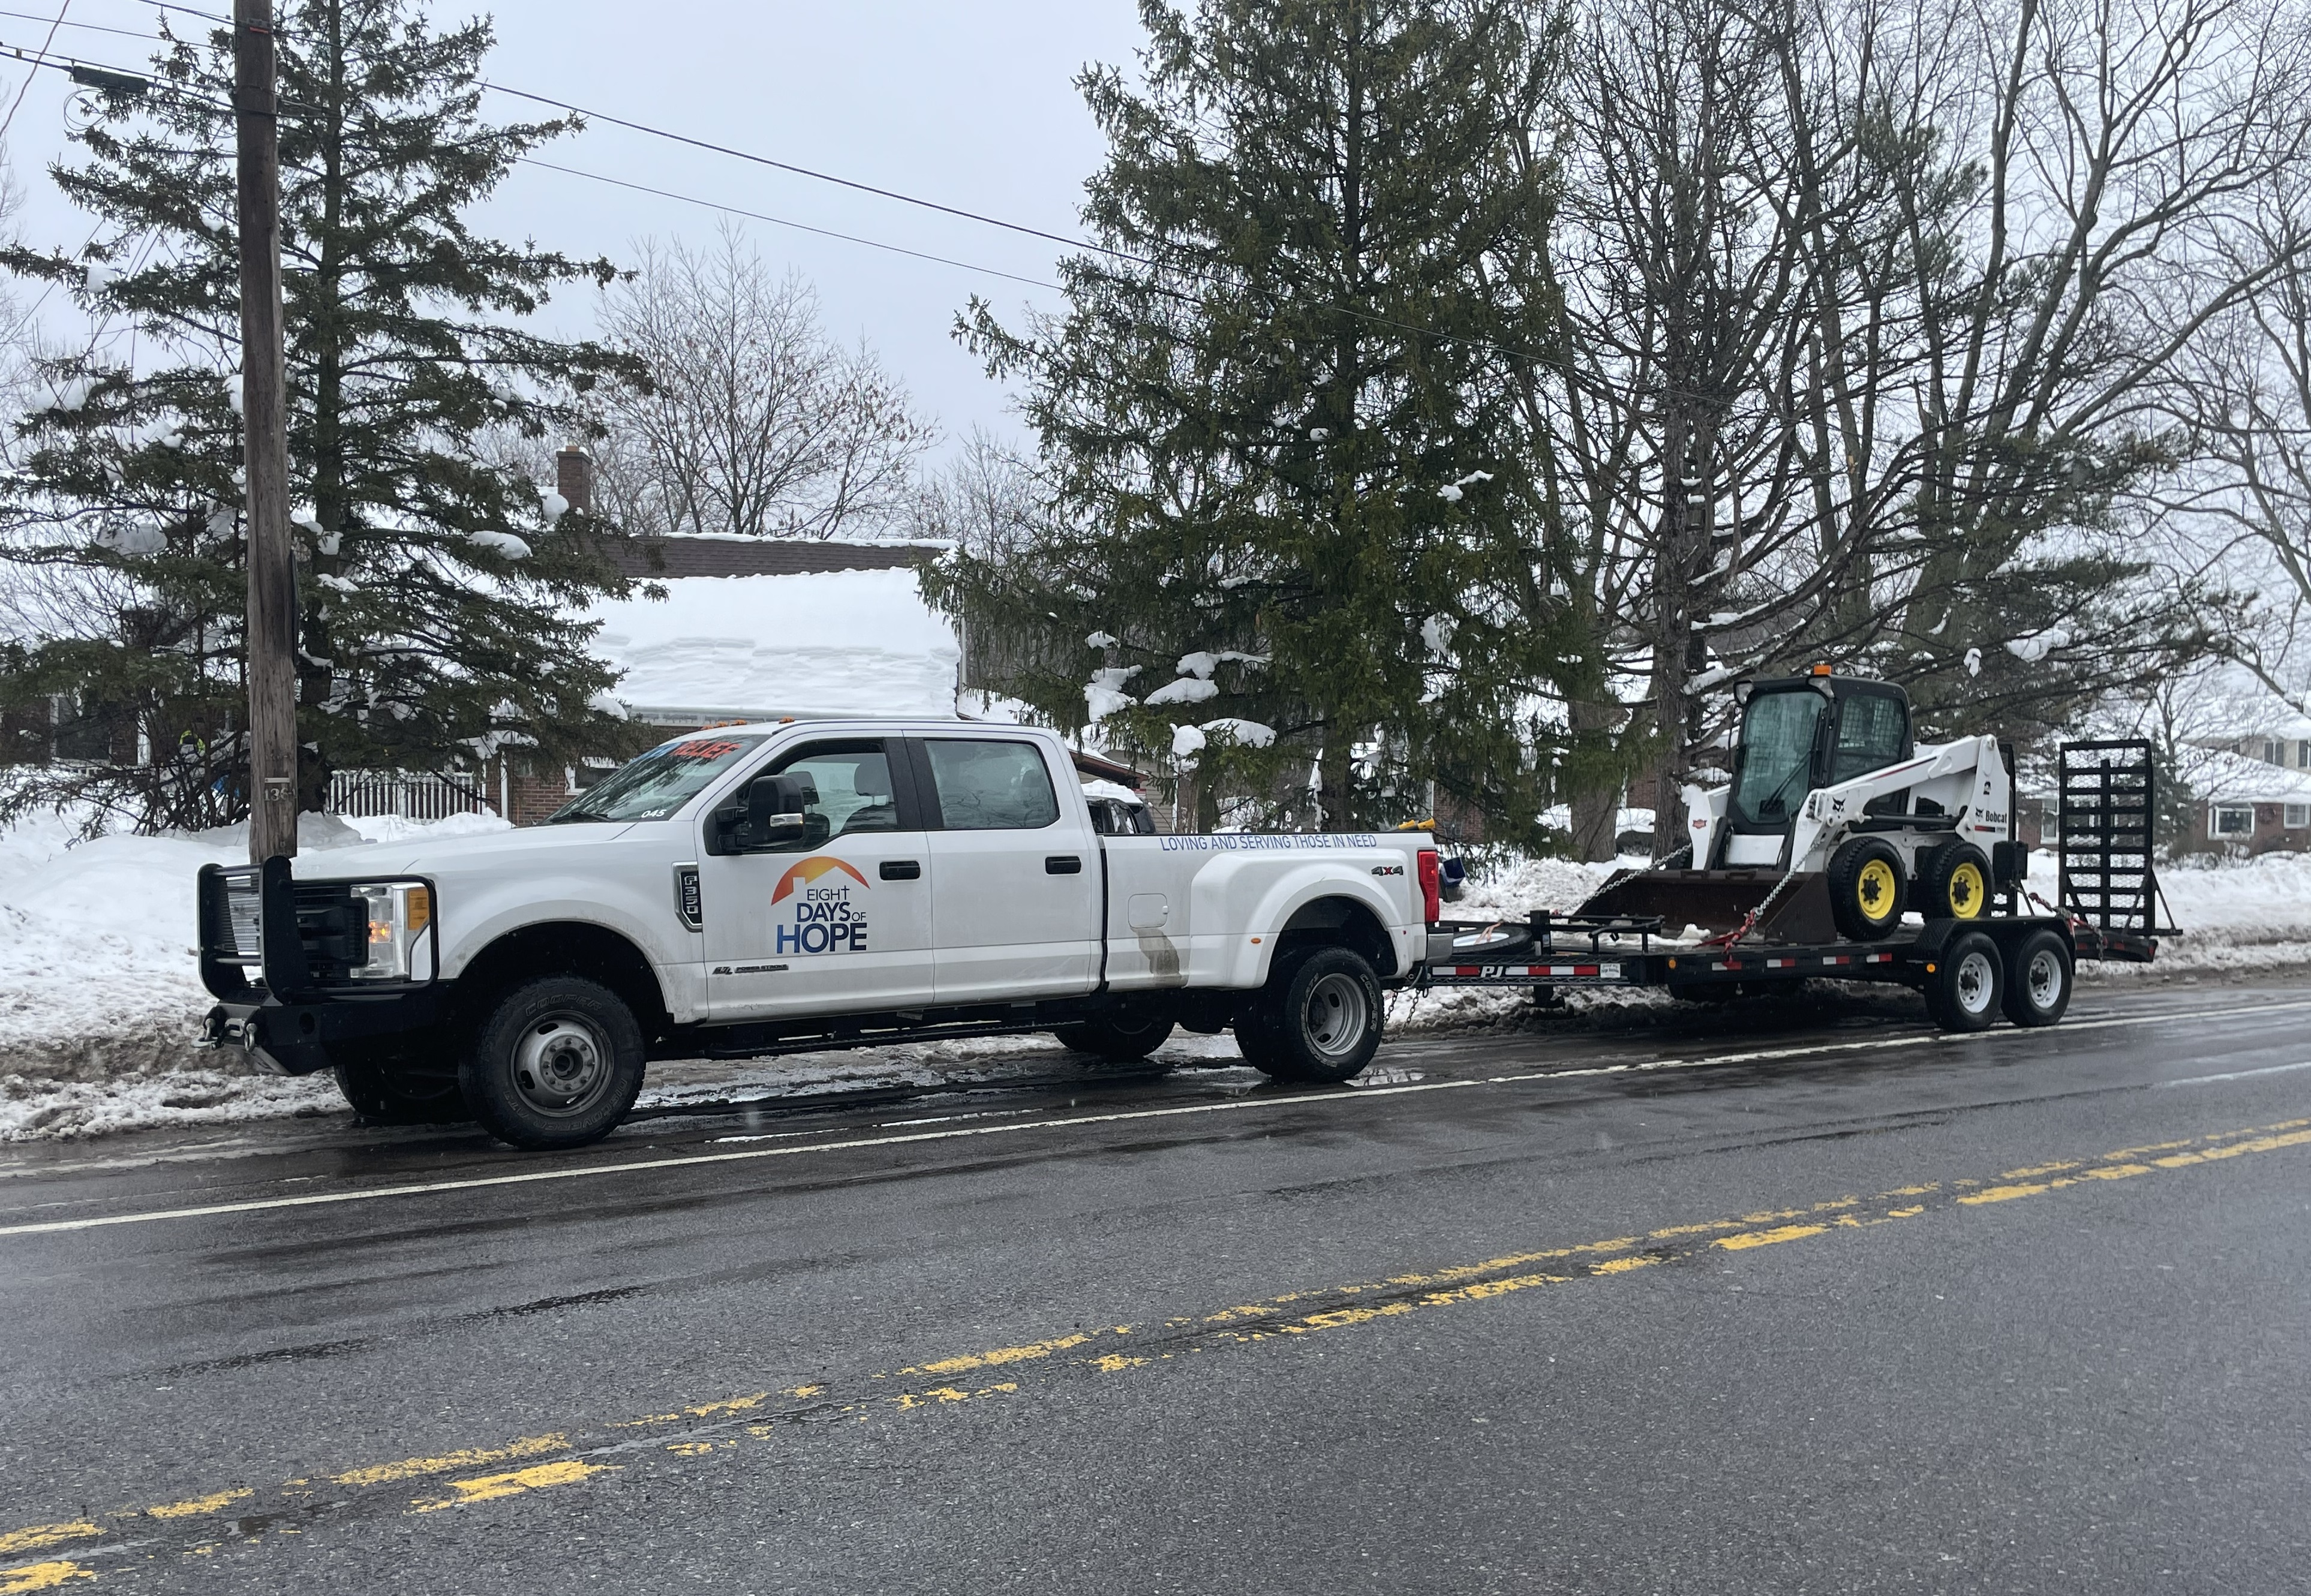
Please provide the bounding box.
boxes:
[327,770,492,822]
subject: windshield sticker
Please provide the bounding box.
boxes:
[670,738,743,760]
[770,856,872,954]
[1156,833,1383,852]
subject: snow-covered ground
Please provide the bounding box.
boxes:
[3,822,2307,1143]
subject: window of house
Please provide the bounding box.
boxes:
[2265,739,2286,765]
[2286,804,2310,829]
[2213,805,2255,837]
[2298,742,2310,769]
[51,692,113,762]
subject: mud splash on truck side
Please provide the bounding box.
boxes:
[1137,927,1184,982]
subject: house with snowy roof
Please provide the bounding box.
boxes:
[462,449,1149,826]
[468,452,964,822]
[2169,666,2311,855]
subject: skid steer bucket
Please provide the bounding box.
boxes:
[1576,868,1839,945]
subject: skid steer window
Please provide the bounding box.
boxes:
[1732,692,1823,823]
[1832,693,1909,783]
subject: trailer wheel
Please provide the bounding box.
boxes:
[1828,837,1907,940]
[1924,931,2002,1032]
[1236,946,1384,1084]
[1053,1011,1176,1062]
[1916,841,1994,921]
[332,1048,470,1126]
[2000,928,2072,1027]
[460,976,646,1150]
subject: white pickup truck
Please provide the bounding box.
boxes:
[199,722,1444,1149]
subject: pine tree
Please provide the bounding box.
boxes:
[928,0,1581,836]
[0,0,642,832]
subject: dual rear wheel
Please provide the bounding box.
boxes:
[1235,946,1386,1084]
[1924,927,2071,1032]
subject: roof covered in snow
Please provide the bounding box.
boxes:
[606,536,939,582]
[2178,746,2311,804]
[584,567,960,722]
[2168,665,2311,743]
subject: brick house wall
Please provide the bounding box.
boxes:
[2201,798,2311,858]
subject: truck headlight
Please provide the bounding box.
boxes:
[348,882,434,982]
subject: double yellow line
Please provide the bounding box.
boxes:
[6,1113,2307,1585]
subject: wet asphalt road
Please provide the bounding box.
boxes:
[2,976,2309,1594]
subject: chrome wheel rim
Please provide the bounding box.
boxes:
[2027,948,2063,1010]
[1955,949,1996,1017]
[1302,972,1371,1060]
[511,1011,614,1117]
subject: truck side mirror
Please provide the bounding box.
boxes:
[743,773,815,850]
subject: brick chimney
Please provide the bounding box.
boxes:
[555,443,594,516]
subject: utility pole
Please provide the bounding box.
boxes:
[235,0,297,862]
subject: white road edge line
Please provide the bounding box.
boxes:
[6,995,2310,1240]
[2156,1059,2311,1087]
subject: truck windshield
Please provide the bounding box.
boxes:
[1732,692,1823,823]
[546,735,767,824]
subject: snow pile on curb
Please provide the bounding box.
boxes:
[2079,851,2311,981]
[1389,853,1633,1035]
[0,810,510,1137]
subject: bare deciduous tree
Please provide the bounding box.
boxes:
[596,226,934,541]
[1519,0,2311,855]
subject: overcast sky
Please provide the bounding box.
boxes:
[0,0,1150,456]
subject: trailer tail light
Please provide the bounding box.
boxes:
[1417,849,1441,924]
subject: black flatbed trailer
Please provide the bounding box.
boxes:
[1422,911,2142,993]
[1416,737,2172,1029]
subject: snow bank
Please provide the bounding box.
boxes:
[0,809,509,1123]
[585,568,960,721]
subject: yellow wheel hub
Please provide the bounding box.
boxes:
[1948,860,1987,918]
[1856,858,1897,919]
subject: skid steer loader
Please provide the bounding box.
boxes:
[1580,667,2022,943]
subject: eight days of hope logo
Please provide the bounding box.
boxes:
[770,856,871,954]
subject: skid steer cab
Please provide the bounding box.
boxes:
[1588,667,2022,944]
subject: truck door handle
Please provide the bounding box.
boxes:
[1045,855,1083,874]
[880,859,922,880]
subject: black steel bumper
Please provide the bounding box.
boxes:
[203,988,445,1077]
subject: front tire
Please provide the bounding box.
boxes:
[460,976,646,1150]
[1924,930,2002,1032]
[2000,928,2072,1027]
[1828,836,1907,941]
[1236,946,1384,1084]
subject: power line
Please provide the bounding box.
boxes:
[473,81,1612,392]
[516,157,1062,294]
[10,35,1618,398]
[0,35,230,112]
[0,0,70,142]
[479,82,1134,267]
[124,0,232,26]
[0,9,158,40]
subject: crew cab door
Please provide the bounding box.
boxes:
[909,735,1102,1003]
[698,737,935,1020]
